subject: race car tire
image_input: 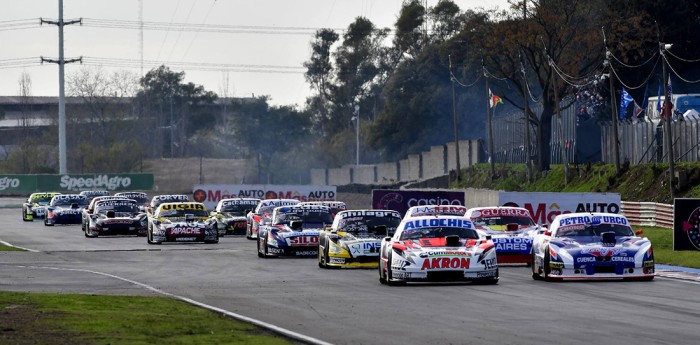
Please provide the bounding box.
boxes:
[147,226,160,245]
[22,209,31,221]
[379,257,387,284]
[317,246,326,268]
[543,250,560,282]
[257,238,265,258]
[44,220,54,226]
[386,251,406,286]
[531,251,542,280]
[84,228,98,238]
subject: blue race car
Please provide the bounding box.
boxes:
[257,204,333,258]
[531,212,655,281]
[45,194,89,226]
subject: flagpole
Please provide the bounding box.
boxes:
[486,78,495,180]
[661,42,675,199]
[606,52,621,174]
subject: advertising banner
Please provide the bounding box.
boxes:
[673,198,700,251]
[36,174,154,192]
[192,184,337,210]
[0,175,38,194]
[371,189,465,216]
[498,191,621,226]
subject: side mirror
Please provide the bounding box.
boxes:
[383,236,392,242]
[635,230,644,235]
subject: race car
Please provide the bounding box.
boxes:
[531,212,655,281]
[378,215,499,285]
[79,190,110,202]
[299,201,347,217]
[246,198,300,240]
[84,199,147,238]
[210,198,260,236]
[147,202,218,244]
[318,209,402,268]
[402,205,468,220]
[22,192,61,221]
[44,194,89,226]
[114,192,149,212]
[257,204,334,258]
[147,194,189,214]
[82,196,132,232]
[465,206,544,265]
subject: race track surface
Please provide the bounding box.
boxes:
[1,209,699,345]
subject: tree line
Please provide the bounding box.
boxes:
[2,0,698,183]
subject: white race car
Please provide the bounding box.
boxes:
[378,215,498,285]
[246,198,300,240]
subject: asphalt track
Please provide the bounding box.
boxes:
[2,208,700,345]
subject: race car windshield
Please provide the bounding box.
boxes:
[275,212,334,225]
[159,209,209,218]
[31,196,53,205]
[53,198,88,207]
[220,205,250,216]
[96,204,137,214]
[473,216,534,228]
[400,227,479,240]
[555,224,634,237]
[339,217,401,235]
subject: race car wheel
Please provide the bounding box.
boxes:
[543,250,559,282]
[317,246,326,268]
[44,220,54,226]
[22,209,31,221]
[257,238,265,258]
[147,226,160,245]
[531,251,542,280]
[386,251,405,286]
[379,258,387,284]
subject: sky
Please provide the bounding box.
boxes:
[1,0,511,107]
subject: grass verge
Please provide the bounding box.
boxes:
[0,243,24,251]
[639,226,700,269]
[0,291,297,345]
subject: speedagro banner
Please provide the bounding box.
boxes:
[498,191,621,226]
[192,184,337,210]
[0,175,37,194]
[37,174,154,192]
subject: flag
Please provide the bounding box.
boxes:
[656,82,661,114]
[633,101,644,117]
[619,87,633,120]
[489,88,503,108]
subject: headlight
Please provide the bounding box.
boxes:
[329,241,348,255]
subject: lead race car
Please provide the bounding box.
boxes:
[531,212,655,281]
[210,198,261,236]
[246,198,300,240]
[44,194,89,226]
[147,202,218,244]
[318,209,402,268]
[257,204,334,258]
[378,215,499,285]
[22,192,61,221]
[84,199,147,237]
[465,206,544,265]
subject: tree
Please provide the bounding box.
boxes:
[304,29,339,139]
[229,97,311,183]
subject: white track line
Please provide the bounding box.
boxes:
[8,265,334,345]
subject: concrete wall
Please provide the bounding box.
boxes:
[143,157,257,194]
[463,188,500,208]
[310,139,482,186]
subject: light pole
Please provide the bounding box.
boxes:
[353,105,360,165]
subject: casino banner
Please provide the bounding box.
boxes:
[498,191,621,226]
[371,189,465,216]
[192,184,337,210]
[673,198,700,251]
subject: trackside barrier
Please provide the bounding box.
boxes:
[621,201,673,228]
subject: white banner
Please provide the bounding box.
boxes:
[192,184,337,210]
[498,192,621,226]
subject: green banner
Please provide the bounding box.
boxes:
[36,174,154,192]
[0,175,38,194]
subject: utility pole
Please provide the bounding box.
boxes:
[449,55,461,183]
[605,53,621,175]
[548,58,569,184]
[354,105,360,165]
[661,42,675,199]
[41,0,81,174]
[521,1,532,183]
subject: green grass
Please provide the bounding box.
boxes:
[639,226,700,269]
[0,292,296,345]
[0,243,24,251]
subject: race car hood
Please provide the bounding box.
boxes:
[548,236,653,265]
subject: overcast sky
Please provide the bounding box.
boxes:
[1,0,510,106]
